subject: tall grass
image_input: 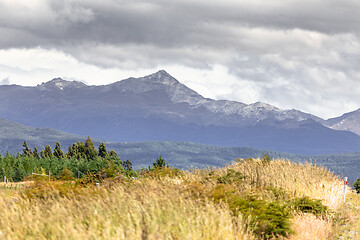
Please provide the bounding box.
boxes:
[0,158,350,239]
[0,180,252,240]
[286,213,333,240]
[231,159,344,210]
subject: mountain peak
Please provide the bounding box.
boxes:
[250,102,279,111]
[38,78,86,91]
[144,70,180,86]
[156,69,171,76]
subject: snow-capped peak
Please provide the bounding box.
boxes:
[37,78,86,91]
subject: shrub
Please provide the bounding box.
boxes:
[262,153,271,164]
[209,185,293,239]
[101,161,120,179]
[151,156,168,169]
[217,169,243,184]
[59,167,75,181]
[354,177,360,194]
[78,171,103,186]
[290,196,328,216]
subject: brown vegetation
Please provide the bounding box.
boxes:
[0,158,356,239]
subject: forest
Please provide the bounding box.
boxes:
[0,136,133,182]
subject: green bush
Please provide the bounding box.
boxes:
[217,169,243,184]
[290,196,328,216]
[354,177,360,194]
[209,185,293,239]
[151,156,168,169]
[59,167,75,181]
[262,153,271,164]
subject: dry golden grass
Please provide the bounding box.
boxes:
[188,159,343,209]
[230,159,343,209]
[286,213,333,240]
[0,179,253,240]
[0,158,354,239]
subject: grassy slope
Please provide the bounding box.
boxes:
[0,158,357,239]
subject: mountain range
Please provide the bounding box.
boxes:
[1,70,360,155]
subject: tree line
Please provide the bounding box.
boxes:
[0,137,133,182]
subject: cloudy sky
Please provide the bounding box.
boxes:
[1,0,360,119]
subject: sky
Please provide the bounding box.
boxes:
[1,0,360,119]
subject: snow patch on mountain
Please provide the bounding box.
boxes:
[325,109,360,135]
[33,70,323,127]
[37,78,86,91]
[125,70,323,124]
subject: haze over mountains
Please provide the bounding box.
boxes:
[1,70,360,155]
[0,118,86,154]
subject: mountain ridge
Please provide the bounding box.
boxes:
[325,108,360,135]
[0,118,86,154]
[1,70,360,154]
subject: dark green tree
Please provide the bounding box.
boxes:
[66,142,86,160]
[354,177,360,194]
[109,150,118,158]
[33,147,40,159]
[53,142,64,159]
[84,136,97,160]
[122,159,133,171]
[98,142,108,158]
[22,141,32,157]
[152,156,167,169]
[41,145,53,158]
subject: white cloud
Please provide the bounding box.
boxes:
[0,47,157,86]
[1,1,360,119]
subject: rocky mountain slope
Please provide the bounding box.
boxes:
[1,70,360,154]
[325,108,360,135]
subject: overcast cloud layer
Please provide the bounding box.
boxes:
[1,0,360,119]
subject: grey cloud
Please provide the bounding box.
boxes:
[1,0,360,118]
[2,0,360,47]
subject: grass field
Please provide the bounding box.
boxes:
[0,158,358,239]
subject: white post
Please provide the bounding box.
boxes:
[343,177,348,203]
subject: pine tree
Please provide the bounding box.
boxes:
[22,141,32,157]
[42,145,53,158]
[109,150,119,158]
[84,136,98,160]
[153,156,167,168]
[66,142,86,160]
[122,159,133,171]
[98,142,108,158]
[354,177,360,194]
[33,147,40,159]
[53,142,64,158]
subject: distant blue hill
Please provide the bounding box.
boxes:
[0,118,359,184]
